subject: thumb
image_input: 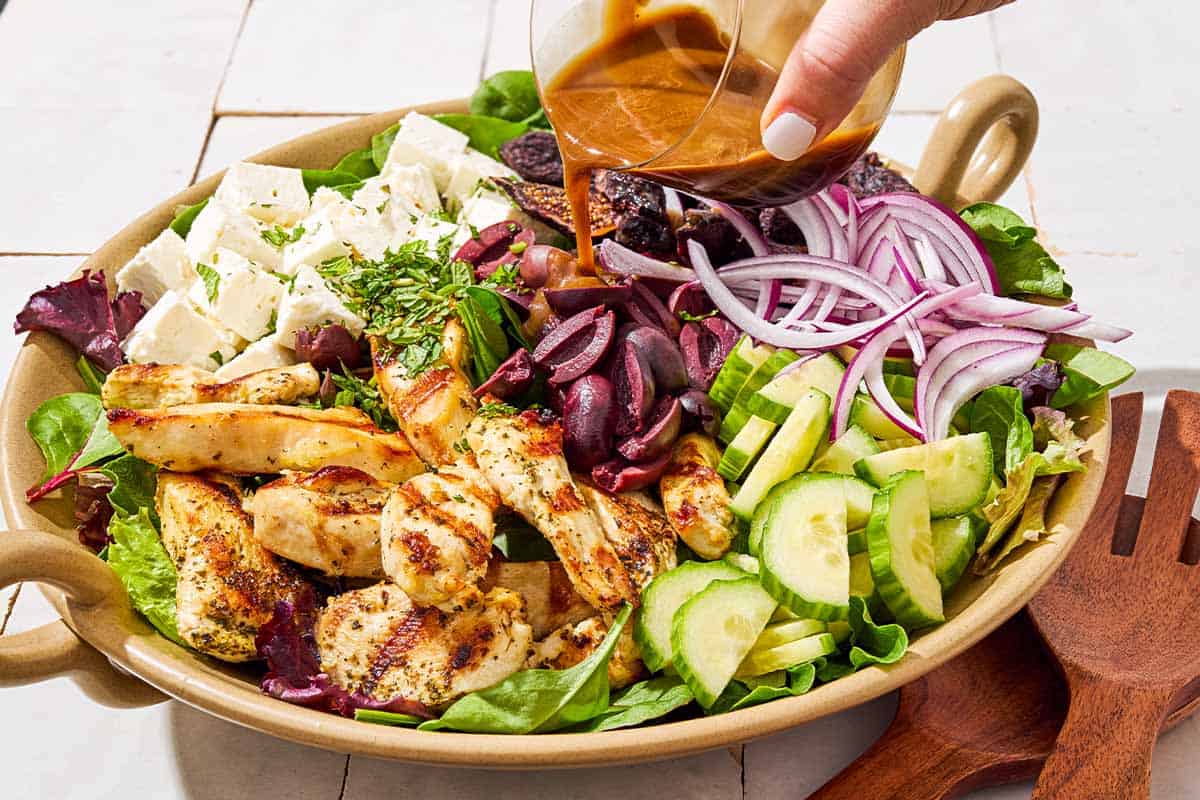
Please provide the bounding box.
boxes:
[761,0,935,161]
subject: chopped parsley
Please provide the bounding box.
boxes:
[196,263,220,303]
[265,308,278,335]
[508,240,528,255]
[208,350,224,366]
[328,371,397,432]
[452,437,472,454]
[483,261,521,288]
[678,309,718,322]
[269,270,299,293]
[477,401,518,419]
[261,224,305,248]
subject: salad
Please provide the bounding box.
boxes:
[13,70,1134,732]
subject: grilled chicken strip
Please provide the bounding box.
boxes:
[660,433,735,560]
[101,363,319,409]
[157,471,311,662]
[466,410,638,611]
[482,560,594,639]
[527,615,646,689]
[108,403,424,483]
[577,484,677,594]
[372,320,477,467]
[380,460,500,605]
[316,583,532,709]
[248,466,391,577]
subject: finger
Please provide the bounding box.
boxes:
[761,0,935,161]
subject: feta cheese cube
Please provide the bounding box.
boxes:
[351,176,391,214]
[214,336,297,380]
[274,265,366,349]
[186,200,282,271]
[214,162,310,225]
[444,149,516,211]
[459,188,530,232]
[116,228,196,305]
[384,112,468,192]
[186,248,283,341]
[382,162,442,217]
[412,216,464,257]
[122,290,240,371]
[281,195,394,274]
[309,186,347,215]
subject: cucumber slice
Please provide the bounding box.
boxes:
[866,471,944,629]
[736,633,838,678]
[731,389,830,520]
[671,577,778,707]
[877,437,923,451]
[746,353,846,424]
[758,474,851,621]
[931,516,979,593]
[749,475,873,555]
[742,670,787,689]
[882,357,916,377]
[849,550,886,618]
[719,350,799,442]
[717,416,776,480]
[723,552,760,574]
[634,561,747,673]
[810,425,880,474]
[854,432,993,518]
[708,336,773,412]
[753,618,828,650]
[847,527,868,555]
[849,394,912,440]
[841,477,877,531]
[770,605,799,623]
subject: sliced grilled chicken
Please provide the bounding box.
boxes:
[660,433,735,560]
[380,460,500,606]
[157,471,311,662]
[316,583,532,709]
[107,403,424,482]
[248,466,391,577]
[482,560,594,639]
[577,484,677,594]
[527,615,646,689]
[466,410,637,610]
[101,363,320,409]
[372,320,477,467]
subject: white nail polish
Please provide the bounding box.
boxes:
[762,112,817,161]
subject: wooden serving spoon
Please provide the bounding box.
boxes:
[807,392,1200,800]
[1028,390,1200,799]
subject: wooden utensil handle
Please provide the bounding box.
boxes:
[1032,675,1176,800]
[808,716,1039,800]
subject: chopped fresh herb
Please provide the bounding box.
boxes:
[266,308,278,335]
[328,370,398,432]
[196,263,220,303]
[261,224,305,248]
[452,437,472,454]
[678,309,718,322]
[477,401,518,419]
[269,270,299,293]
[451,494,467,503]
[482,261,521,289]
[508,241,528,255]
[209,350,224,367]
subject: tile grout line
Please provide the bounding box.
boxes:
[190,0,257,184]
[987,11,1004,72]
[0,251,90,257]
[480,0,499,82]
[335,754,351,800]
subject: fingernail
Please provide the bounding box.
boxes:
[763,112,817,161]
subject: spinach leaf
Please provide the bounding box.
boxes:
[960,202,1071,299]
[333,148,381,180]
[708,663,818,714]
[370,123,400,172]
[27,393,106,481]
[970,386,1034,476]
[493,516,558,561]
[572,675,694,731]
[354,709,422,727]
[330,181,365,199]
[462,285,532,350]
[99,454,159,522]
[74,414,125,472]
[456,294,510,386]
[75,355,106,394]
[169,198,209,238]
[420,604,632,733]
[433,113,529,159]
[301,169,365,196]
[470,71,549,128]
[107,508,184,646]
[1043,344,1135,408]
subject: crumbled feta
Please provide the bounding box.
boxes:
[274,265,365,349]
[413,216,466,257]
[309,186,347,215]
[351,176,391,214]
[115,228,196,305]
[214,162,310,225]
[382,162,442,218]
[186,200,282,270]
[214,336,297,380]
[444,149,516,212]
[458,187,543,235]
[186,248,283,341]
[122,290,240,371]
[281,195,394,274]
[384,112,468,192]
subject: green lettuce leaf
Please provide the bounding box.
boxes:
[433,113,529,160]
[970,386,1034,476]
[333,148,381,180]
[708,663,818,714]
[354,709,422,727]
[813,597,910,680]
[420,605,632,733]
[301,169,365,196]
[75,355,106,394]
[959,202,1071,299]
[169,198,209,238]
[107,508,184,646]
[470,70,550,128]
[1044,344,1135,409]
[370,123,400,172]
[1031,406,1087,476]
[573,675,695,731]
[980,474,1061,571]
[27,393,106,480]
[99,454,159,522]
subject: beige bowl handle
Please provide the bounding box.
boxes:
[913,74,1039,206]
[0,530,165,706]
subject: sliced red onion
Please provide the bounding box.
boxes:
[666,281,713,319]
[929,345,1045,441]
[599,240,696,283]
[914,232,947,283]
[928,282,1132,342]
[663,187,684,231]
[705,199,778,320]
[864,361,921,438]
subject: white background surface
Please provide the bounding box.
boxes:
[1,1,1197,797]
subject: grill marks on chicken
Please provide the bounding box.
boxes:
[101,363,320,409]
[526,615,647,690]
[466,411,638,610]
[157,471,311,662]
[107,403,424,482]
[248,466,391,578]
[316,582,532,708]
[660,433,735,560]
[577,484,677,594]
[482,560,594,639]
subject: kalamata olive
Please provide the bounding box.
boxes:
[455,222,535,281]
[610,339,655,437]
[667,281,714,320]
[620,325,688,393]
[543,280,633,317]
[519,244,559,289]
[547,311,615,385]
[295,323,363,371]
[473,349,536,400]
[533,306,616,385]
[562,375,616,469]
[678,390,722,437]
[591,449,673,493]
[679,316,740,391]
[621,279,680,337]
[318,370,338,407]
[532,306,603,365]
[494,287,533,320]
[617,396,681,462]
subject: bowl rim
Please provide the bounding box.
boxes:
[0,100,1110,769]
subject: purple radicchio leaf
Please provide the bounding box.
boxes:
[14,270,140,371]
[1012,361,1064,409]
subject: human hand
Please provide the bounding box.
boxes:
[761,0,1013,160]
